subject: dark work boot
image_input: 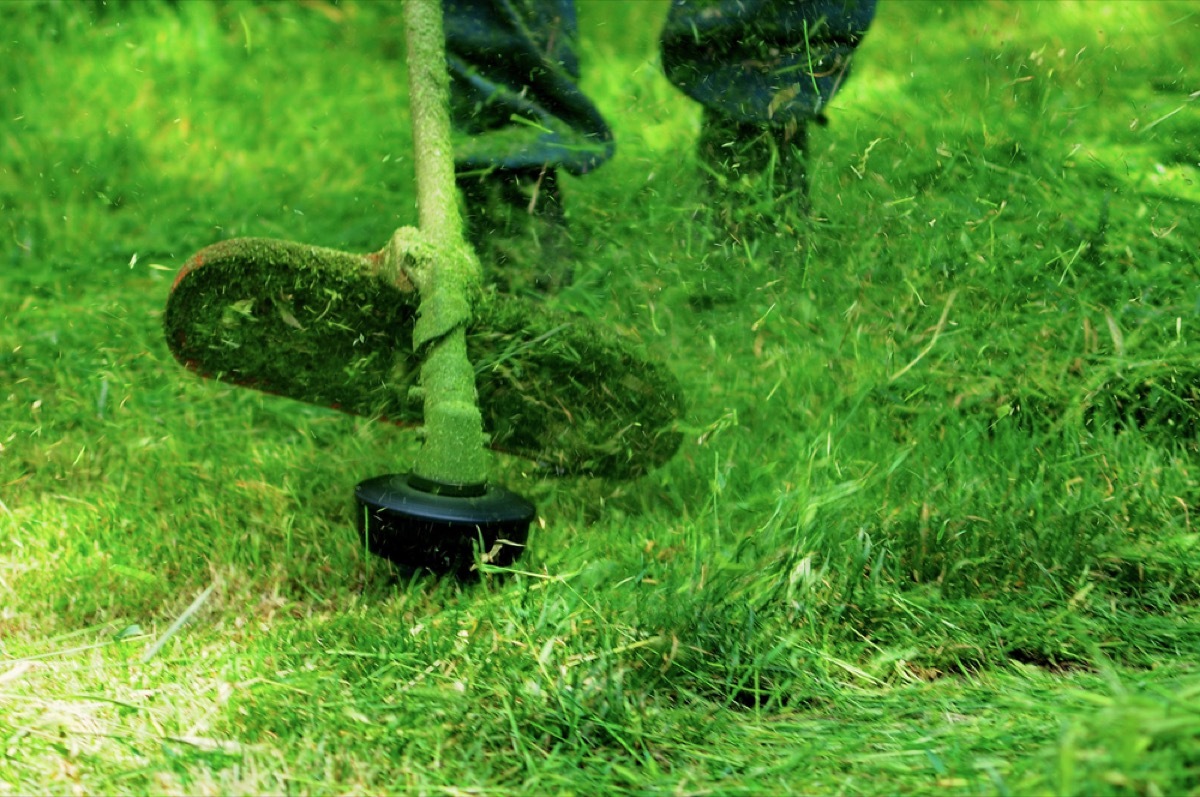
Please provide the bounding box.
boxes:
[458,166,573,293]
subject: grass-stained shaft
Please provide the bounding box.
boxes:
[403,0,488,487]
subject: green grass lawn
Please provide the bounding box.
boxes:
[3,0,1199,793]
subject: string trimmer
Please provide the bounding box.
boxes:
[164,0,683,576]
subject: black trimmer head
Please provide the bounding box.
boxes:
[356,473,535,579]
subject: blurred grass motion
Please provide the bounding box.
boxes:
[1,1,1199,794]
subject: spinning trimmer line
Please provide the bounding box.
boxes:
[164,0,683,576]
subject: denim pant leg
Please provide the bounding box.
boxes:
[443,0,614,176]
[661,0,878,127]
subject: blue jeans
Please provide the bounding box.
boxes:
[445,0,877,176]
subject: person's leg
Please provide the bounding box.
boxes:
[444,0,612,240]
[661,0,877,225]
